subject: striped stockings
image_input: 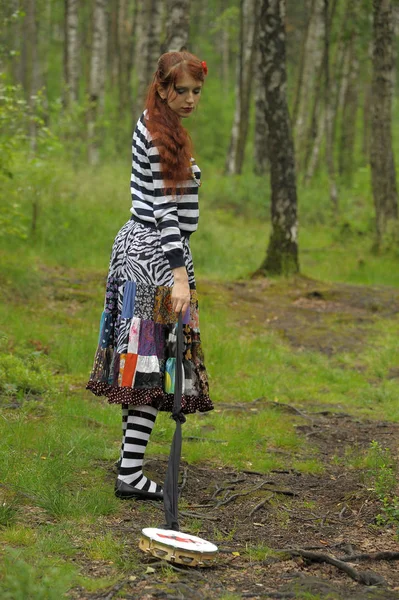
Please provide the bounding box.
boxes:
[117,404,162,494]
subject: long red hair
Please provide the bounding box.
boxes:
[144,51,206,195]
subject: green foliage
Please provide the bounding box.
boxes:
[210,6,240,46]
[0,499,18,528]
[0,336,54,401]
[0,549,74,600]
[0,79,62,241]
[366,441,399,535]
[0,6,24,62]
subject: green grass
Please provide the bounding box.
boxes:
[1,158,399,596]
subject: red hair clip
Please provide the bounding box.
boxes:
[201,60,208,76]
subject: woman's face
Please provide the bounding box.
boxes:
[160,73,202,118]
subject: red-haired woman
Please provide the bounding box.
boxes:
[86,51,213,500]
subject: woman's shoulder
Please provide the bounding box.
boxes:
[133,110,154,149]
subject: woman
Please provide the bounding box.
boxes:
[86,51,213,501]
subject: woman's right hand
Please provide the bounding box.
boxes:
[171,267,190,315]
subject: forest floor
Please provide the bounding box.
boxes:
[64,277,399,600]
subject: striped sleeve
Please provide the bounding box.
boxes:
[147,143,185,270]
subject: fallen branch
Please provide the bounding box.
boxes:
[263,488,298,497]
[102,579,129,600]
[224,477,247,485]
[261,400,312,420]
[211,477,255,500]
[215,481,297,509]
[267,549,386,586]
[178,466,188,496]
[249,493,274,517]
[148,559,206,578]
[185,436,227,443]
[314,410,352,418]
[339,551,399,563]
[211,485,235,500]
[179,510,219,521]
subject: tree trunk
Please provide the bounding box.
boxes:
[124,0,137,112]
[221,1,230,95]
[108,0,119,89]
[7,0,22,84]
[134,0,163,118]
[291,0,315,126]
[117,0,130,112]
[163,0,190,52]
[256,0,299,276]
[370,0,398,243]
[304,108,325,183]
[305,23,348,184]
[323,0,338,212]
[88,0,107,165]
[225,0,259,175]
[362,81,372,163]
[293,0,324,172]
[338,11,359,185]
[301,0,338,181]
[64,0,79,106]
[392,3,399,89]
[253,46,268,175]
[25,0,40,151]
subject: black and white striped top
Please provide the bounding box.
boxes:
[130,111,201,270]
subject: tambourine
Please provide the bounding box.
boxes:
[139,527,218,567]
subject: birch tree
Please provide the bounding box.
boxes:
[253,0,268,175]
[370,0,398,243]
[303,0,343,184]
[338,5,360,184]
[225,0,259,175]
[253,46,268,175]
[323,0,338,211]
[134,0,163,117]
[117,0,134,112]
[88,0,107,165]
[256,0,299,276]
[64,0,79,106]
[25,0,40,150]
[292,0,324,171]
[163,0,190,52]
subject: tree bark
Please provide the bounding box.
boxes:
[6,0,22,84]
[362,81,372,163]
[338,9,359,185]
[108,0,119,89]
[370,0,398,243]
[163,0,190,52]
[117,0,131,112]
[302,0,339,182]
[134,0,163,118]
[225,0,259,175]
[293,0,324,172]
[88,0,107,165]
[323,0,338,212]
[25,0,40,151]
[221,0,230,95]
[291,0,315,126]
[64,0,79,106]
[254,46,269,175]
[256,0,299,276]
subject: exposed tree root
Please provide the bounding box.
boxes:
[267,549,387,586]
[339,551,399,562]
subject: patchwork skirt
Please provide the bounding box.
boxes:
[86,218,213,414]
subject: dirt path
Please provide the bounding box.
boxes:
[67,277,399,600]
[67,413,399,600]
